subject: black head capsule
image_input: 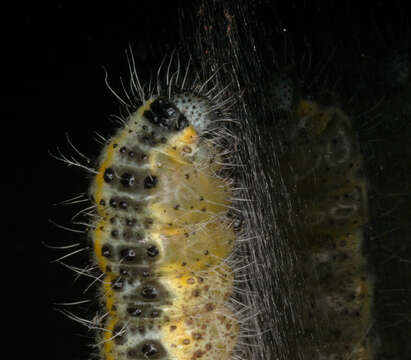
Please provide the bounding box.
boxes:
[144,97,189,131]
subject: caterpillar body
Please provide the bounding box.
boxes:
[279,98,373,359]
[81,85,373,360]
[50,2,411,359]
[89,90,240,360]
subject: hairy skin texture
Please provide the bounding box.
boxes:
[180,1,410,359]
[51,1,410,360]
[90,96,239,360]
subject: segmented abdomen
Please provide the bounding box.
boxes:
[90,97,239,360]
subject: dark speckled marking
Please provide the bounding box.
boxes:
[127,340,167,359]
[143,97,189,131]
[92,96,238,360]
[121,173,136,188]
[126,304,163,318]
[104,168,115,183]
[113,323,127,345]
[124,281,170,304]
[144,176,158,189]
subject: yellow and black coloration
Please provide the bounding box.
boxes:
[89,95,239,360]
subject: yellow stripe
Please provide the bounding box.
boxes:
[92,99,154,360]
[91,98,203,360]
[103,316,117,360]
[93,98,154,270]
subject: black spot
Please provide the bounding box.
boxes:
[109,198,117,208]
[120,146,127,154]
[111,230,119,238]
[127,340,167,359]
[147,245,159,257]
[112,277,124,291]
[101,244,112,258]
[121,173,136,187]
[120,201,128,209]
[127,306,142,317]
[141,286,158,299]
[142,342,159,357]
[103,168,115,183]
[144,98,189,131]
[120,248,137,262]
[144,110,160,126]
[99,199,106,206]
[144,175,158,189]
[175,115,189,131]
[113,323,127,345]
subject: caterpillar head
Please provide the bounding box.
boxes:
[144,94,218,134]
[170,93,218,133]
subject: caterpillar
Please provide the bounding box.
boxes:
[50,2,411,360]
[86,63,244,360]
[280,98,373,359]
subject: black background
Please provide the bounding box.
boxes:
[3,1,408,359]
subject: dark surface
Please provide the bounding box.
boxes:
[3,1,409,359]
